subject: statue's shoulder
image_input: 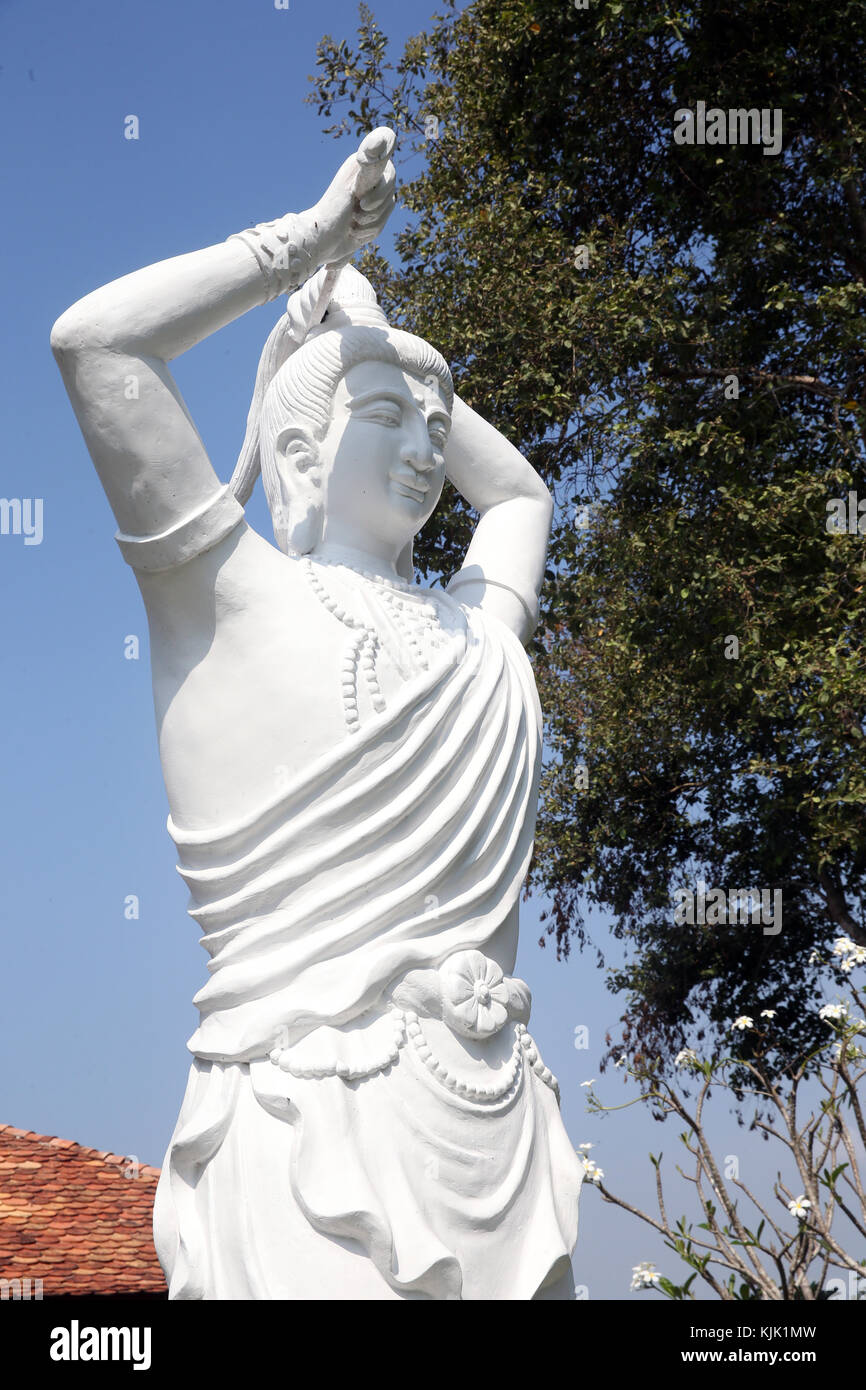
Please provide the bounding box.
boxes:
[137,516,312,638]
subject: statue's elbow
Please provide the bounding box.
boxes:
[50,304,83,360]
[50,297,107,360]
[532,480,554,536]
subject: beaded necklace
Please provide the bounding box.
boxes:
[301,555,448,735]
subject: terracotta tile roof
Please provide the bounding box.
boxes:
[0,1124,166,1297]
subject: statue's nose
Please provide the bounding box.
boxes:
[402,430,436,472]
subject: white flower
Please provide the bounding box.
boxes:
[580,1078,596,1088]
[439,950,510,1038]
[760,1009,777,1019]
[630,1261,661,1290]
[832,938,866,969]
[577,1142,594,1151]
[822,940,866,966]
[615,1054,628,1068]
[674,1048,699,1068]
[818,1002,848,1023]
[732,1015,753,1031]
[581,1157,604,1183]
[808,950,821,965]
[787,1195,811,1220]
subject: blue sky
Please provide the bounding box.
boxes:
[0,0,824,1301]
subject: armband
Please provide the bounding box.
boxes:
[447,572,539,633]
[114,485,245,574]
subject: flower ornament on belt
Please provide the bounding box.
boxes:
[440,950,511,1038]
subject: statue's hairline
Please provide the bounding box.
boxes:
[266,341,453,444]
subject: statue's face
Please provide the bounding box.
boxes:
[316,359,450,558]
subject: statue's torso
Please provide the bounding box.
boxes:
[141,527,463,829]
[139,525,584,1301]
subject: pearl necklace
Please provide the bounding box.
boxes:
[302,555,447,735]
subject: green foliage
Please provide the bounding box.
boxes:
[309,0,866,1075]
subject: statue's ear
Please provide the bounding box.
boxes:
[272,426,323,555]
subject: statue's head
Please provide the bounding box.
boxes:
[252,267,453,579]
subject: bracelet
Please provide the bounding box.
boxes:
[227,212,316,303]
[447,572,539,631]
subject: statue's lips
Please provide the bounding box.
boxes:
[389,470,429,503]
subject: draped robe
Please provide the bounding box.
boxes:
[153,569,583,1299]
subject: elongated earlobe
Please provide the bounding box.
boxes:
[285,498,323,555]
[396,539,414,582]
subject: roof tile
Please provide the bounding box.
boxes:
[0,1125,165,1297]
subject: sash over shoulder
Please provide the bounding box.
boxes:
[172,594,542,1063]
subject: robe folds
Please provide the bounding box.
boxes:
[153,585,584,1299]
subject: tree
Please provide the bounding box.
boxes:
[308,0,866,1079]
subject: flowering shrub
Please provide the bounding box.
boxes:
[579,948,866,1299]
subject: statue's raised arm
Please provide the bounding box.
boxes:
[443,396,552,642]
[50,129,397,544]
[51,125,549,645]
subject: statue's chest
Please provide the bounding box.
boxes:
[153,559,469,827]
[296,558,467,738]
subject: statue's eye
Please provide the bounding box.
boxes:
[362,405,402,427]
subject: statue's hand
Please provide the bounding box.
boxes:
[304,127,397,267]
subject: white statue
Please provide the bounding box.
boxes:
[51,129,583,1300]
